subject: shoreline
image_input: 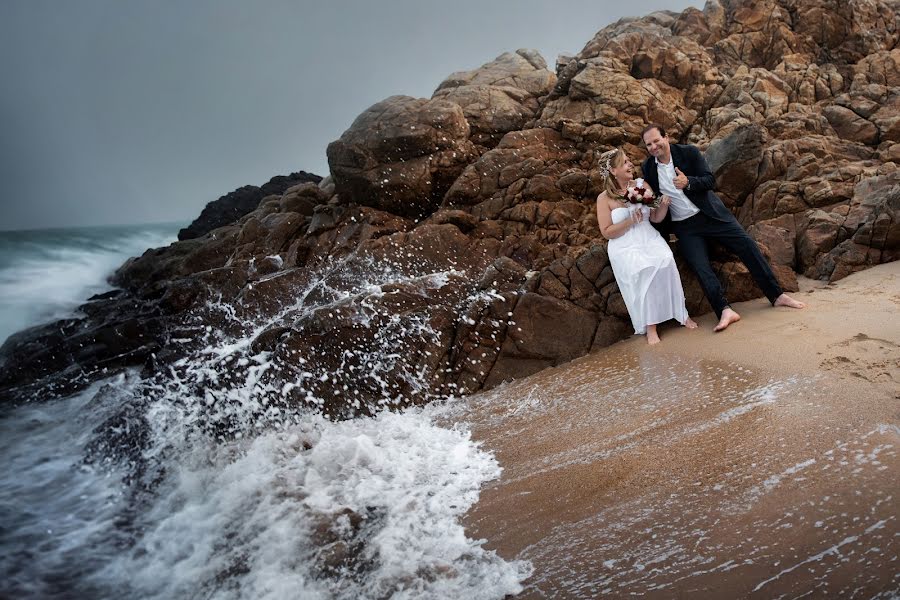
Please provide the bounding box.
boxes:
[649,261,899,393]
[455,261,899,598]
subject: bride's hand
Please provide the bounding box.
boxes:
[630,208,644,224]
[658,195,671,209]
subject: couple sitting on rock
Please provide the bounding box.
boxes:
[595,124,805,344]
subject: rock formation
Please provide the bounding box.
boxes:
[178,171,322,240]
[2,0,898,415]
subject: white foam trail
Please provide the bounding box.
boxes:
[751,519,890,592]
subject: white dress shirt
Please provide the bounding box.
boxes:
[656,159,700,221]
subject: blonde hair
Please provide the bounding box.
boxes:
[598,148,625,197]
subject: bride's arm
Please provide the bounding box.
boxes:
[597,194,638,239]
[650,195,671,223]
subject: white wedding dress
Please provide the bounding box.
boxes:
[608,205,689,334]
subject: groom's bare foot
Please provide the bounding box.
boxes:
[774,293,806,309]
[714,308,741,332]
[647,325,660,345]
[685,317,698,329]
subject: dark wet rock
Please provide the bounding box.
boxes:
[177,171,322,240]
[0,307,165,405]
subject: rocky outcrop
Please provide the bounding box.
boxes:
[177,171,322,240]
[325,96,477,219]
[3,0,899,414]
[433,49,557,148]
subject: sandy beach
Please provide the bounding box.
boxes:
[446,261,899,598]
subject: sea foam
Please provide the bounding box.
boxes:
[0,224,531,599]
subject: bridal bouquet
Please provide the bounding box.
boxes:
[625,179,659,208]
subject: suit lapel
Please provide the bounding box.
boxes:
[670,144,685,174]
[669,144,708,214]
[645,156,660,193]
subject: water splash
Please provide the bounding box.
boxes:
[2,242,530,599]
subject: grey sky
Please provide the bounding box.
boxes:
[1,0,695,231]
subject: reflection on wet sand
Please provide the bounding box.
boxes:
[441,264,899,598]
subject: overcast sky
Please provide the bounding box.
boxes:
[1,0,695,231]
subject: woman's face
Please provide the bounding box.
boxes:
[610,155,634,181]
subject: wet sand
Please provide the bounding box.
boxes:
[446,261,899,598]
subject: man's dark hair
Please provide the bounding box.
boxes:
[641,123,667,140]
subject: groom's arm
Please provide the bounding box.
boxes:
[686,145,716,193]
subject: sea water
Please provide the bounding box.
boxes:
[0,224,530,599]
[0,223,180,344]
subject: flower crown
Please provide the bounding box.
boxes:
[598,154,614,178]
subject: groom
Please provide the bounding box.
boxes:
[639,124,804,331]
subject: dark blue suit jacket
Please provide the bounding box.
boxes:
[641,144,733,236]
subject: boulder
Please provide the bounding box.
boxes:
[326,95,477,219]
[483,292,597,388]
[824,105,879,145]
[749,215,796,268]
[433,49,556,147]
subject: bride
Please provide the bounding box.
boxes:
[595,148,698,344]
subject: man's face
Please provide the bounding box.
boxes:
[642,128,671,162]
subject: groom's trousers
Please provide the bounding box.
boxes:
[672,212,783,318]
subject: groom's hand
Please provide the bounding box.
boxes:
[674,167,689,190]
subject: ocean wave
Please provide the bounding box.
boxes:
[0,224,179,344]
[0,228,531,599]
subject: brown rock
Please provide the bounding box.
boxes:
[749,215,796,268]
[444,128,579,210]
[279,182,328,215]
[705,123,768,205]
[590,316,633,350]
[539,68,696,138]
[871,93,900,143]
[814,240,880,282]
[478,256,528,291]
[483,292,596,387]
[824,105,879,145]
[797,210,844,274]
[326,95,477,218]
[433,49,556,147]
[178,171,322,241]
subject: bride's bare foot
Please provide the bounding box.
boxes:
[774,293,806,309]
[714,307,741,332]
[685,317,698,329]
[646,324,660,345]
